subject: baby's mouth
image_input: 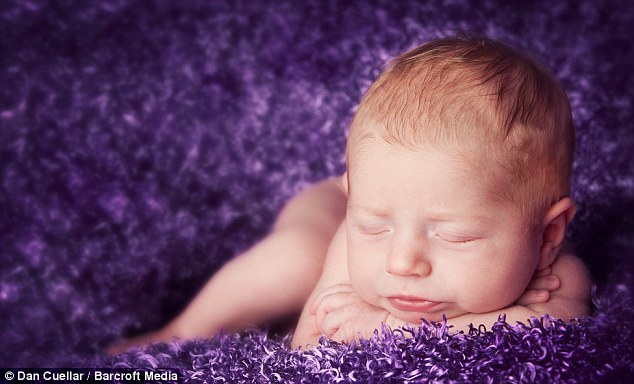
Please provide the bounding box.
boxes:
[388,296,442,312]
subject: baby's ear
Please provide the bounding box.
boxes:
[537,197,576,270]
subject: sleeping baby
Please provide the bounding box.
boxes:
[110,34,591,352]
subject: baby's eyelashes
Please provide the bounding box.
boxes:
[362,229,390,237]
[434,233,479,244]
[354,224,391,237]
[430,228,482,246]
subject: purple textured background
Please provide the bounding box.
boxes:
[1,0,632,381]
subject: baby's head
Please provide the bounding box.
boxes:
[343,35,577,321]
[348,34,574,223]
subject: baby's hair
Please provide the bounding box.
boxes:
[347,34,574,222]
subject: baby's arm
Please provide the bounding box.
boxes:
[306,250,591,344]
[442,250,591,333]
[517,249,592,320]
[307,276,560,343]
[291,220,350,348]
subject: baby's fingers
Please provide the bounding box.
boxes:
[534,267,552,277]
[318,306,358,339]
[515,289,550,306]
[313,293,359,334]
[310,284,354,315]
[517,273,560,306]
[526,275,560,292]
[318,309,343,337]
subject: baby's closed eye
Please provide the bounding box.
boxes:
[429,225,482,245]
[356,224,391,237]
[434,233,480,244]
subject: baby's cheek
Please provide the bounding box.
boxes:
[349,269,381,306]
[464,277,523,313]
[490,279,527,309]
[350,275,377,304]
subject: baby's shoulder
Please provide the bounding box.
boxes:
[551,250,592,303]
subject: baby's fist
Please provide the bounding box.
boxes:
[311,284,390,343]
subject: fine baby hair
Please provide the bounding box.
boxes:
[348,34,575,222]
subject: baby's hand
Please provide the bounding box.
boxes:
[514,267,561,306]
[310,284,391,343]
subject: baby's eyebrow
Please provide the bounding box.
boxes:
[426,212,495,225]
[348,204,494,225]
[347,205,390,218]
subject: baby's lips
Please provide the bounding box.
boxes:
[388,296,442,312]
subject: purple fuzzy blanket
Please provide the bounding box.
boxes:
[1,0,633,382]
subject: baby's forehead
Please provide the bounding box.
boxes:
[346,139,535,223]
[350,130,517,191]
[349,129,501,179]
[348,115,504,165]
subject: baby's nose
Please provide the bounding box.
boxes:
[385,241,431,277]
